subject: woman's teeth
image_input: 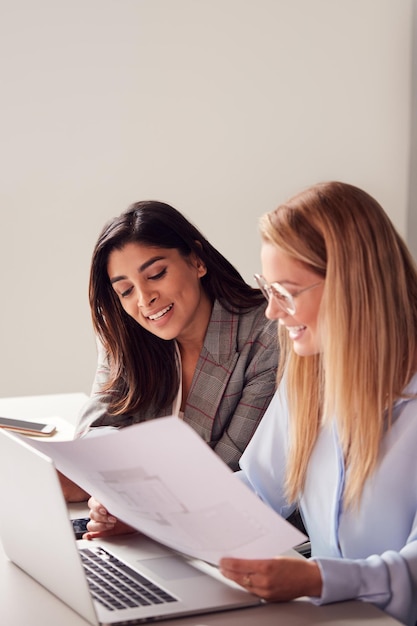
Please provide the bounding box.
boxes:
[148,304,173,321]
[287,325,306,339]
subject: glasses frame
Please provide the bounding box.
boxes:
[254,273,323,315]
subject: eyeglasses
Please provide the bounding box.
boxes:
[254,273,323,315]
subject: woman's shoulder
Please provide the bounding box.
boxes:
[235,300,277,337]
[212,299,277,343]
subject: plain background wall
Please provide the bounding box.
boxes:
[0,0,413,399]
[408,0,417,260]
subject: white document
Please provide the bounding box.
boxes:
[26,416,306,564]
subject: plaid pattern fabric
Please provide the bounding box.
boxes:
[76,300,278,471]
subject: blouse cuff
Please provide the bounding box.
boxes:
[308,556,390,606]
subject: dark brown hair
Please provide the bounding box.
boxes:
[90,200,264,416]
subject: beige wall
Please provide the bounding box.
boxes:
[408,0,417,260]
[0,0,413,398]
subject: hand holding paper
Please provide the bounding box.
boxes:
[26,416,306,565]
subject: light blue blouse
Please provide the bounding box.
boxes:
[238,374,417,625]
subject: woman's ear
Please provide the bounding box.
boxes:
[196,259,207,278]
[193,241,207,277]
[191,253,207,277]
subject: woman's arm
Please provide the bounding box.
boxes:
[220,542,417,626]
[219,555,322,601]
[311,543,417,626]
[58,471,90,502]
[228,385,417,626]
[211,349,278,471]
[75,339,136,435]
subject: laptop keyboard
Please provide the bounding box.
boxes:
[80,547,178,611]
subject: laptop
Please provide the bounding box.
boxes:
[0,428,263,625]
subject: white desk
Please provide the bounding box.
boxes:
[0,394,402,625]
[0,392,89,440]
[0,538,402,625]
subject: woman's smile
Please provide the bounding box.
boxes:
[261,243,324,356]
[107,242,212,344]
[283,323,307,341]
[146,303,174,322]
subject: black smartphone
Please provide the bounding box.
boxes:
[72,517,90,539]
[0,416,56,437]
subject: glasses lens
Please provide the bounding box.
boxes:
[254,274,269,300]
[270,284,296,315]
[254,274,296,314]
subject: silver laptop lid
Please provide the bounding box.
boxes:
[0,428,98,625]
[0,428,262,625]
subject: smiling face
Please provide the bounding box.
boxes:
[261,242,324,356]
[107,242,212,345]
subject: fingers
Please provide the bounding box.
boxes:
[219,557,255,577]
[85,496,117,539]
[82,530,103,541]
[87,496,117,525]
[82,517,120,541]
[82,520,137,540]
[219,558,258,591]
[220,557,283,598]
[242,572,255,589]
[86,517,117,532]
[220,556,323,602]
[82,498,137,540]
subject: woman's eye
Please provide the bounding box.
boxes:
[120,286,133,298]
[149,268,167,281]
[272,287,285,301]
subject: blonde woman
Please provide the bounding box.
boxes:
[219,182,417,626]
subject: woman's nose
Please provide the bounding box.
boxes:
[137,289,158,308]
[265,297,287,321]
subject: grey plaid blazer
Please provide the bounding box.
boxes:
[76,300,278,471]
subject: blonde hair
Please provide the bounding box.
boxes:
[260,181,417,508]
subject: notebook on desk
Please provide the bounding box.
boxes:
[0,428,262,625]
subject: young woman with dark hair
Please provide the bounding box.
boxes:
[61,200,278,502]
